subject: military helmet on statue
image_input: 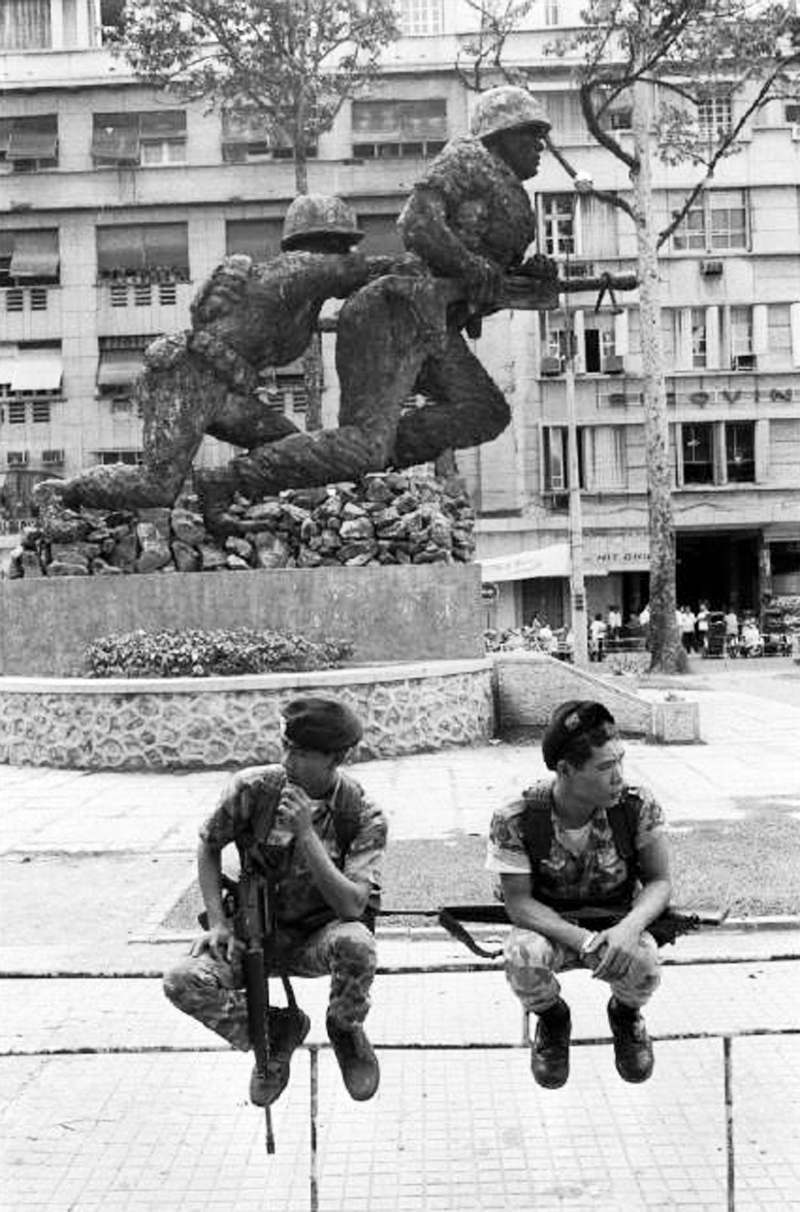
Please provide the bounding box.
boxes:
[281,194,365,251]
[471,85,551,141]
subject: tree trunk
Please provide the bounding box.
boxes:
[292,133,325,431]
[631,79,683,674]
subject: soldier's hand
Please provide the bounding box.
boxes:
[518,252,559,281]
[278,783,316,839]
[586,922,640,982]
[463,256,503,312]
[195,921,242,965]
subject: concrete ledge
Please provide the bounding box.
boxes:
[0,658,494,771]
[493,651,701,744]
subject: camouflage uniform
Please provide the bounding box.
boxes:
[164,765,386,1050]
[487,782,665,1013]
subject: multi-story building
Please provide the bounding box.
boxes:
[2,0,799,621]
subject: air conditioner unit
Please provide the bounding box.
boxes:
[603,355,625,374]
[542,491,569,510]
[700,259,723,276]
[7,450,29,466]
[732,353,757,371]
[42,449,65,465]
[540,356,563,377]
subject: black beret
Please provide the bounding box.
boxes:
[541,699,615,770]
[281,696,363,753]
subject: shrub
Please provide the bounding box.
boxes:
[85,627,353,678]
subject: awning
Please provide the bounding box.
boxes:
[97,349,144,388]
[479,543,609,582]
[9,231,59,279]
[9,355,63,392]
[7,123,58,161]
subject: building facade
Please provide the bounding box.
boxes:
[2,0,799,620]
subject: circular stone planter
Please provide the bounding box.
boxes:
[0,659,495,771]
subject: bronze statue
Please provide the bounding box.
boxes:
[34,87,574,533]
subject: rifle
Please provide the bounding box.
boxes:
[427,904,727,960]
[238,861,277,1154]
[317,268,639,333]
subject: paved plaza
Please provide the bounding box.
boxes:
[1,659,799,1210]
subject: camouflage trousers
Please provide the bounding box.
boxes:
[163,919,377,1051]
[504,927,661,1015]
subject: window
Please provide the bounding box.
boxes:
[96,335,150,396]
[352,99,447,158]
[540,194,575,257]
[397,0,444,36]
[0,115,58,172]
[691,308,707,369]
[599,88,633,132]
[682,423,714,484]
[357,214,404,256]
[221,111,317,163]
[225,219,283,260]
[726,421,755,482]
[698,95,732,140]
[542,426,585,490]
[730,306,753,363]
[0,0,51,49]
[541,312,615,372]
[785,103,800,125]
[0,230,60,287]
[584,322,616,373]
[588,426,627,490]
[92,111,187,167]
[710,190,747,250]
[94,450,144,465]
[0,342,62,400]
[543,0,560,25]
[672,190,748,252]
[96,223,190,283]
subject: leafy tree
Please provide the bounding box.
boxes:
[110,0,400,428]
[458,0,799,672]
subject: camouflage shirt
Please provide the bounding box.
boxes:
[200,764,387,934]
[486,780,665,907]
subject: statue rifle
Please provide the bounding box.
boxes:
[316,270,639,333]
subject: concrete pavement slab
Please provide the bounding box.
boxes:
[3,1038,799,1211]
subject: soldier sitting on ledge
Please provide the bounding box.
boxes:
[487,700,672,1088]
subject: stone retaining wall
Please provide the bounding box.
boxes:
[0,659,494,770]
[494,651,700,743]
[0,564,483,677]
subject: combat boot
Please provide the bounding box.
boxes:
[249,1005,311,1107]
[194,466,244,538]
[607,998,654,1083]
[531,998,571,1089]
[326,1016,380,1102]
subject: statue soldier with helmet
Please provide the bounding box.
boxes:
[34,85,562,528]
[33,194,378,516]
[194,84,559,528]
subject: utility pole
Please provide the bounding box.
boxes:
[564,174,593,668]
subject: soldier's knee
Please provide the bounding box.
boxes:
[504,928,552,971]
[330,921,377,970]
[162,956,196,1007]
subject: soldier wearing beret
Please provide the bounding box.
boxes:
[486,700,672,1089]
[164,695,387,1106]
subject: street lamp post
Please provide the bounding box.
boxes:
[564,173,593,668]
